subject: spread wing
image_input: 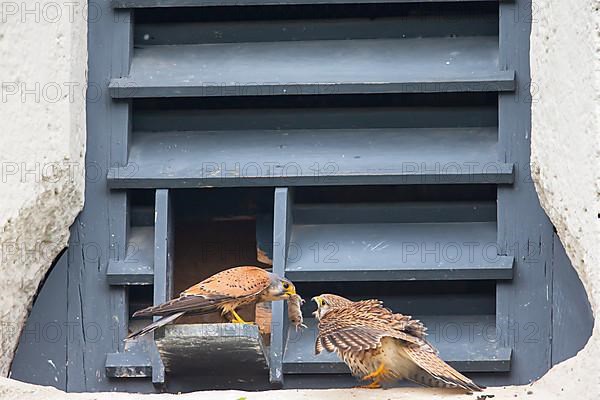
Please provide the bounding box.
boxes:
[400,341,484,392]
[315,300,426,355]
[133,266,271,317]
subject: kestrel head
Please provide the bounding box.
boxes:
[262,273,297,301]
[312,293,353,320]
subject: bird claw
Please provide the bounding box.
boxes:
[356,381,381,389]
[295,323,308,331]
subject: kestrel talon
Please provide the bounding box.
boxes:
[313,294,483,392]
[127,266,296,340]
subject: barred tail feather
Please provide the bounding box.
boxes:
[126,311,185,340]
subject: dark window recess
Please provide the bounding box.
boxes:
[9,0,585,394]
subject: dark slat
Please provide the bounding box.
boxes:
[286,222,514,281]
[293,201,497,224]
[114,0,503,8]
[130,206,154,226]
[135,16,498,46]
[284,316,511,373]
[107,226,154,285]
[134,105,498,132]
[107,127,514,188]
[110,37,515,98]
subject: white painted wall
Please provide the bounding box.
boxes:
[0,0,597,398]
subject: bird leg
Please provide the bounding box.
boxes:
[362,363,387,381]
[357,363,387,389]
[229,309,253,324]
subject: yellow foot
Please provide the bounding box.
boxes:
[229,309,254,324]
[362,363,387,381]
[356,381,381,389]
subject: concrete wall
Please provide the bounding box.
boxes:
[0,0,86,377]
[0,0,598,398]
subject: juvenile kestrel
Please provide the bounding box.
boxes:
[312,294,483,392]
[127,266,296,339]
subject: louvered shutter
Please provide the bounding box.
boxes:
[105,0,519,388]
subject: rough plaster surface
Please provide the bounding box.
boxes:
[0,1,86,377]
[0,0,598,399]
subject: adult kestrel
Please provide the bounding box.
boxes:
[312,294,483,392]
[127,266,296,340]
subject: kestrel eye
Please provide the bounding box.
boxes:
[283,282,289,289]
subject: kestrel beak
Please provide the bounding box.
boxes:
[284,283,296,296]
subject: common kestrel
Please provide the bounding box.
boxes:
[127,266,296,339]
[312,294,483,392]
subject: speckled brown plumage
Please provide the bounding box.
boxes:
[314,294,483,392]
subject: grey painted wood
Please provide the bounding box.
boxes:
[286,222,513,280]
[10,252,68,390]
[152,189,173,384]
[107,7,134,358]
[108,166,514,188]
[63,2,152,391]
[284,316,511,373]
[494,0,554,385]
[110,37,515,98]
[107,127,514,188]
[107,226,155,285]
[114,0,503,7]
[293,202,496,224]
[270,188,293,386]
[105,351,153,378]
[155,324,269,374]
[550,234,594,365]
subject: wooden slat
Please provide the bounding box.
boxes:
[283,315,511,373]
[107,127,514,188]
[108,166,514,188]
[107,226,154,285]
[113,0,504,8]
[286,222,514,281]
[110,37,515,98]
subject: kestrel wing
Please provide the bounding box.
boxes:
[402,342,484,392]
[315,300,421,355]
[133,266,271,317]
[182,266,271,298]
